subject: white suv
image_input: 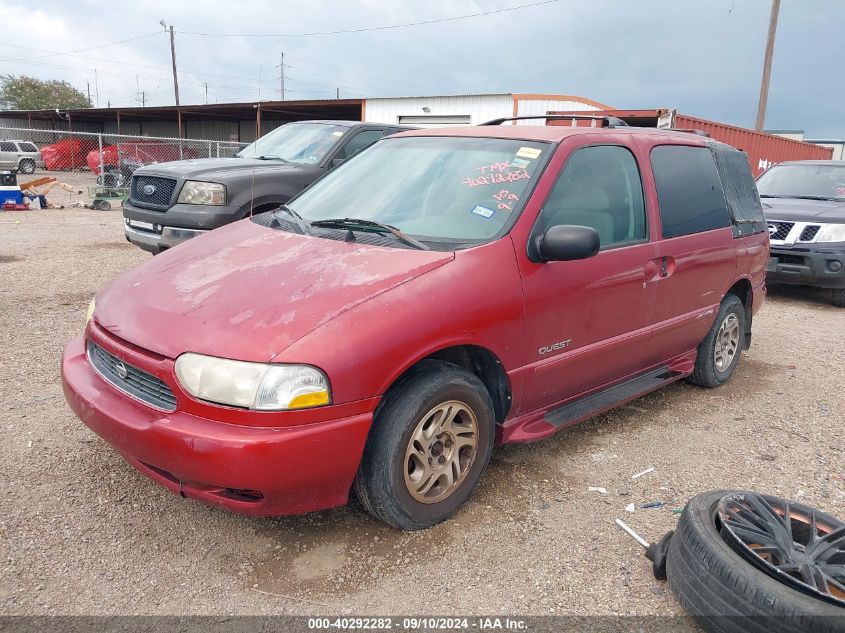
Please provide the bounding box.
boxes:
[0,140,43,174]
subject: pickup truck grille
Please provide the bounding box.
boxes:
[798,225,821,241]
[87,341,177,411]
[130,175,177,210]
[768,221,793,241]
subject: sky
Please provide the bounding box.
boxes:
[1,0,842,138]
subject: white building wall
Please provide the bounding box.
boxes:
[363,94,514,127]
[808,141,845,160]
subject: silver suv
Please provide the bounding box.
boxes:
[0,140,43,174]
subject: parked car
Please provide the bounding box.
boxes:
[0,139,43,174]
[757,160,845,307]
[62,119,769,529]
[40,138,97,171]
[122,120,410,254]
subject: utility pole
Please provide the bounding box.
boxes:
[336,87,340,99]
[141,91,146,107]
[86,80,91,105]
[94,69,99,107]
[204,82,208,104]
[755,0,781,131]
[277,52,285,100]
[161,21,180,105]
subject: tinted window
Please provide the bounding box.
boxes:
[537,145,646,248]
[336,130,384,160]
[0,142,16,152]
[651,145,730,238]
[18,142,37,152]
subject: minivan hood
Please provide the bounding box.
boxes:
[136,157,301,180]
[95,220,453,361]
[761,197,845,223]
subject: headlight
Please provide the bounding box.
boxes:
[816,223,845,243]
[86,297,96,323]
[177,181,226,205]
[174,353,330,410]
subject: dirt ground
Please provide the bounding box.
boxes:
[1,208,843,617]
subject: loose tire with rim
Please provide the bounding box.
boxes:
[354,360,495,530]
[687,294,746,388]
[667,490,845,633]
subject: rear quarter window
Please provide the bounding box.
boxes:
[651,145,731,239]
[18,142,37,152]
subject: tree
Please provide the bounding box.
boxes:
[0,75,92,110]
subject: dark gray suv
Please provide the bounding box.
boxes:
[758,160,845,307]
[122,120,409,253]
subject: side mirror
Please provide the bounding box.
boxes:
[532,225,600,262]
[331,158,346,168]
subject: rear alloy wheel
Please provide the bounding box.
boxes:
[687,295,746,388]
[18,159,35,174]
[666,491,845,633]
[354,360,495,530]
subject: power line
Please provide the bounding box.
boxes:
[176,0,562,37]
[11,31,162,62]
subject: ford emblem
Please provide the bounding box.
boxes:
[115,361,128,380]
[142,184,156,196]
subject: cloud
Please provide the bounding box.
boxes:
[1,0,841,137]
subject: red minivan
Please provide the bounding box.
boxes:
[62,117,769,529]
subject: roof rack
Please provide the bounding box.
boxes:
[480,114,629,128]
[666,128,711,137]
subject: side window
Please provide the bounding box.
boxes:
[0,142,16,152]
[651,145,730,239]
[537,145,646,249]
[19,142,37,152]
[336,130,384,161]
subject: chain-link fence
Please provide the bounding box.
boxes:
[0,126,248,208]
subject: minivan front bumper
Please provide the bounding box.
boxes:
[61,335,374,516]
[767,246,845,289]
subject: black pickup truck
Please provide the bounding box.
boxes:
[122,120,408,253]
[757,160,845,307]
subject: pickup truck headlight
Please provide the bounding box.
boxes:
[177,181,226,205]
[816,223,845,243]
[175,353,330,410]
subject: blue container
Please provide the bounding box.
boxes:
[0,186,23,205]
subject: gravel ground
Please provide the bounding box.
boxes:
[1,208,843,617]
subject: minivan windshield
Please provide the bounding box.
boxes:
[286,136,550,245]
[236,122,347,164]
[756,163,845,201]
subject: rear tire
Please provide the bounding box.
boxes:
[18,159,35,174]
[354,360,495,530]
[687,295,746,388]
[832,289,845,308]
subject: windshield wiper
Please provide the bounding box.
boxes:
[760,194,838,201]
[254,155,288,162]
[759,194,786,198]
[272,205,311,235]
[310,218,430,251]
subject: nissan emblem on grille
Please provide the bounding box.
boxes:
[768,224,777,236]
[142,184,156,196]
[114,361,128,379]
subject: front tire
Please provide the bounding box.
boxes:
[354,360,495,530]
[687,295,746,388]
[832,289,845,308]
[18,159,35,174]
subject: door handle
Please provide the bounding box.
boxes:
[645,256,676,282]
[660,256,668,277]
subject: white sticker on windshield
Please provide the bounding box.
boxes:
[471,205,495,219]
[331,131,344,137]
[516,146,542,159]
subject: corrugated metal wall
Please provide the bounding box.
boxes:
[674,114,833,176]
[363,94,513,126]
[515,98,600,124]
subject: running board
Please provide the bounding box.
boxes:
[544,366,681,428]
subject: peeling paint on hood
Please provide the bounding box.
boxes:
[95,219,453,361]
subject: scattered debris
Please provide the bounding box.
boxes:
[672,508,684,515]
[614,518,673,580]
[625,503,636,513]
[588,486,608,495]
[631,466,656,480]
[640,501,665,510]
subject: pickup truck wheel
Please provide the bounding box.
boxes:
[832,289,845,308]
[354,360,495,530]
[687,295,746,388]
[18,159,35,174]
[666,490,845,633]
